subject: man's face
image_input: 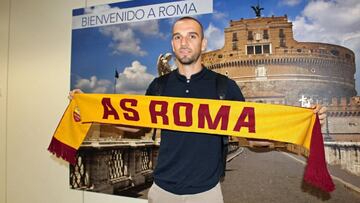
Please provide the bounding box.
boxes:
[171,19,206,65]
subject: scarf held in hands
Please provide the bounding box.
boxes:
[48,94,334,192]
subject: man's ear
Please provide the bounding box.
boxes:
[201,38,207,52]
[171,40,175,52]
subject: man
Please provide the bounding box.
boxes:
[69,16,326,203]
[145,16,245,203]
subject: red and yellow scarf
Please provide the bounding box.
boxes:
[48,93,334,192]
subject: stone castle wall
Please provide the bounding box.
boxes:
[201,15,357,105]
[324,97,360,141]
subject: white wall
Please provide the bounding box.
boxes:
[1,0,146,202]
[0,0,10,202]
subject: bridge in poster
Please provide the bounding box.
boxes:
[69,140,360,202]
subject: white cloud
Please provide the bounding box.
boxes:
[74,76,112,93]
[212,10,228,21]
[293,0,360,94]
[204,23,224,51]
[167,17,177,26]
[84,4,164,56]
[84,4,115,14]
[99,20,164,56]
[129,20,165,38]
[85,4,164,56]
[280,0,302,6]
[116,61,155,94]
[293,0,360,43]
[100,26,147,56]
[211,10,229,27]
[74,61,155,94]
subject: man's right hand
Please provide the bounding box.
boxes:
[68,89,84,100]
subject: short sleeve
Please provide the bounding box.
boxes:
[227,79,245,102]
[145,78,158,96]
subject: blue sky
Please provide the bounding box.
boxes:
[70,0,360,95]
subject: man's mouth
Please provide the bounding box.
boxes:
[179,48,191,54]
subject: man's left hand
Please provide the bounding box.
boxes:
[312,104,327,126]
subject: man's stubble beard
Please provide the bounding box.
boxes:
[174,49,201,66]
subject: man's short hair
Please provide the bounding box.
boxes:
[172,16,204,39]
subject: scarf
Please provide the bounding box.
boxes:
[48,93,334,192]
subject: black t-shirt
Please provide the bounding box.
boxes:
[146,67,245,195]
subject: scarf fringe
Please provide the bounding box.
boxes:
[47,137,77,165]
[304,116,335,192]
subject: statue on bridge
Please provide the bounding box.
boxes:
[157,53,173,76]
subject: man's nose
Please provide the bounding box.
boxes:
[180,36,188,46]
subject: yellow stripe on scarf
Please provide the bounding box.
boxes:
[74,94,314,149]
[48,93,334,192]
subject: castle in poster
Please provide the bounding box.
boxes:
[202,15,357,105]
[201,15,360,141]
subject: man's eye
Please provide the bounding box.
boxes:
[173,35,181,40]
[189,34,197,39]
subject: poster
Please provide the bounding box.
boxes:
[69,0,360,201]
